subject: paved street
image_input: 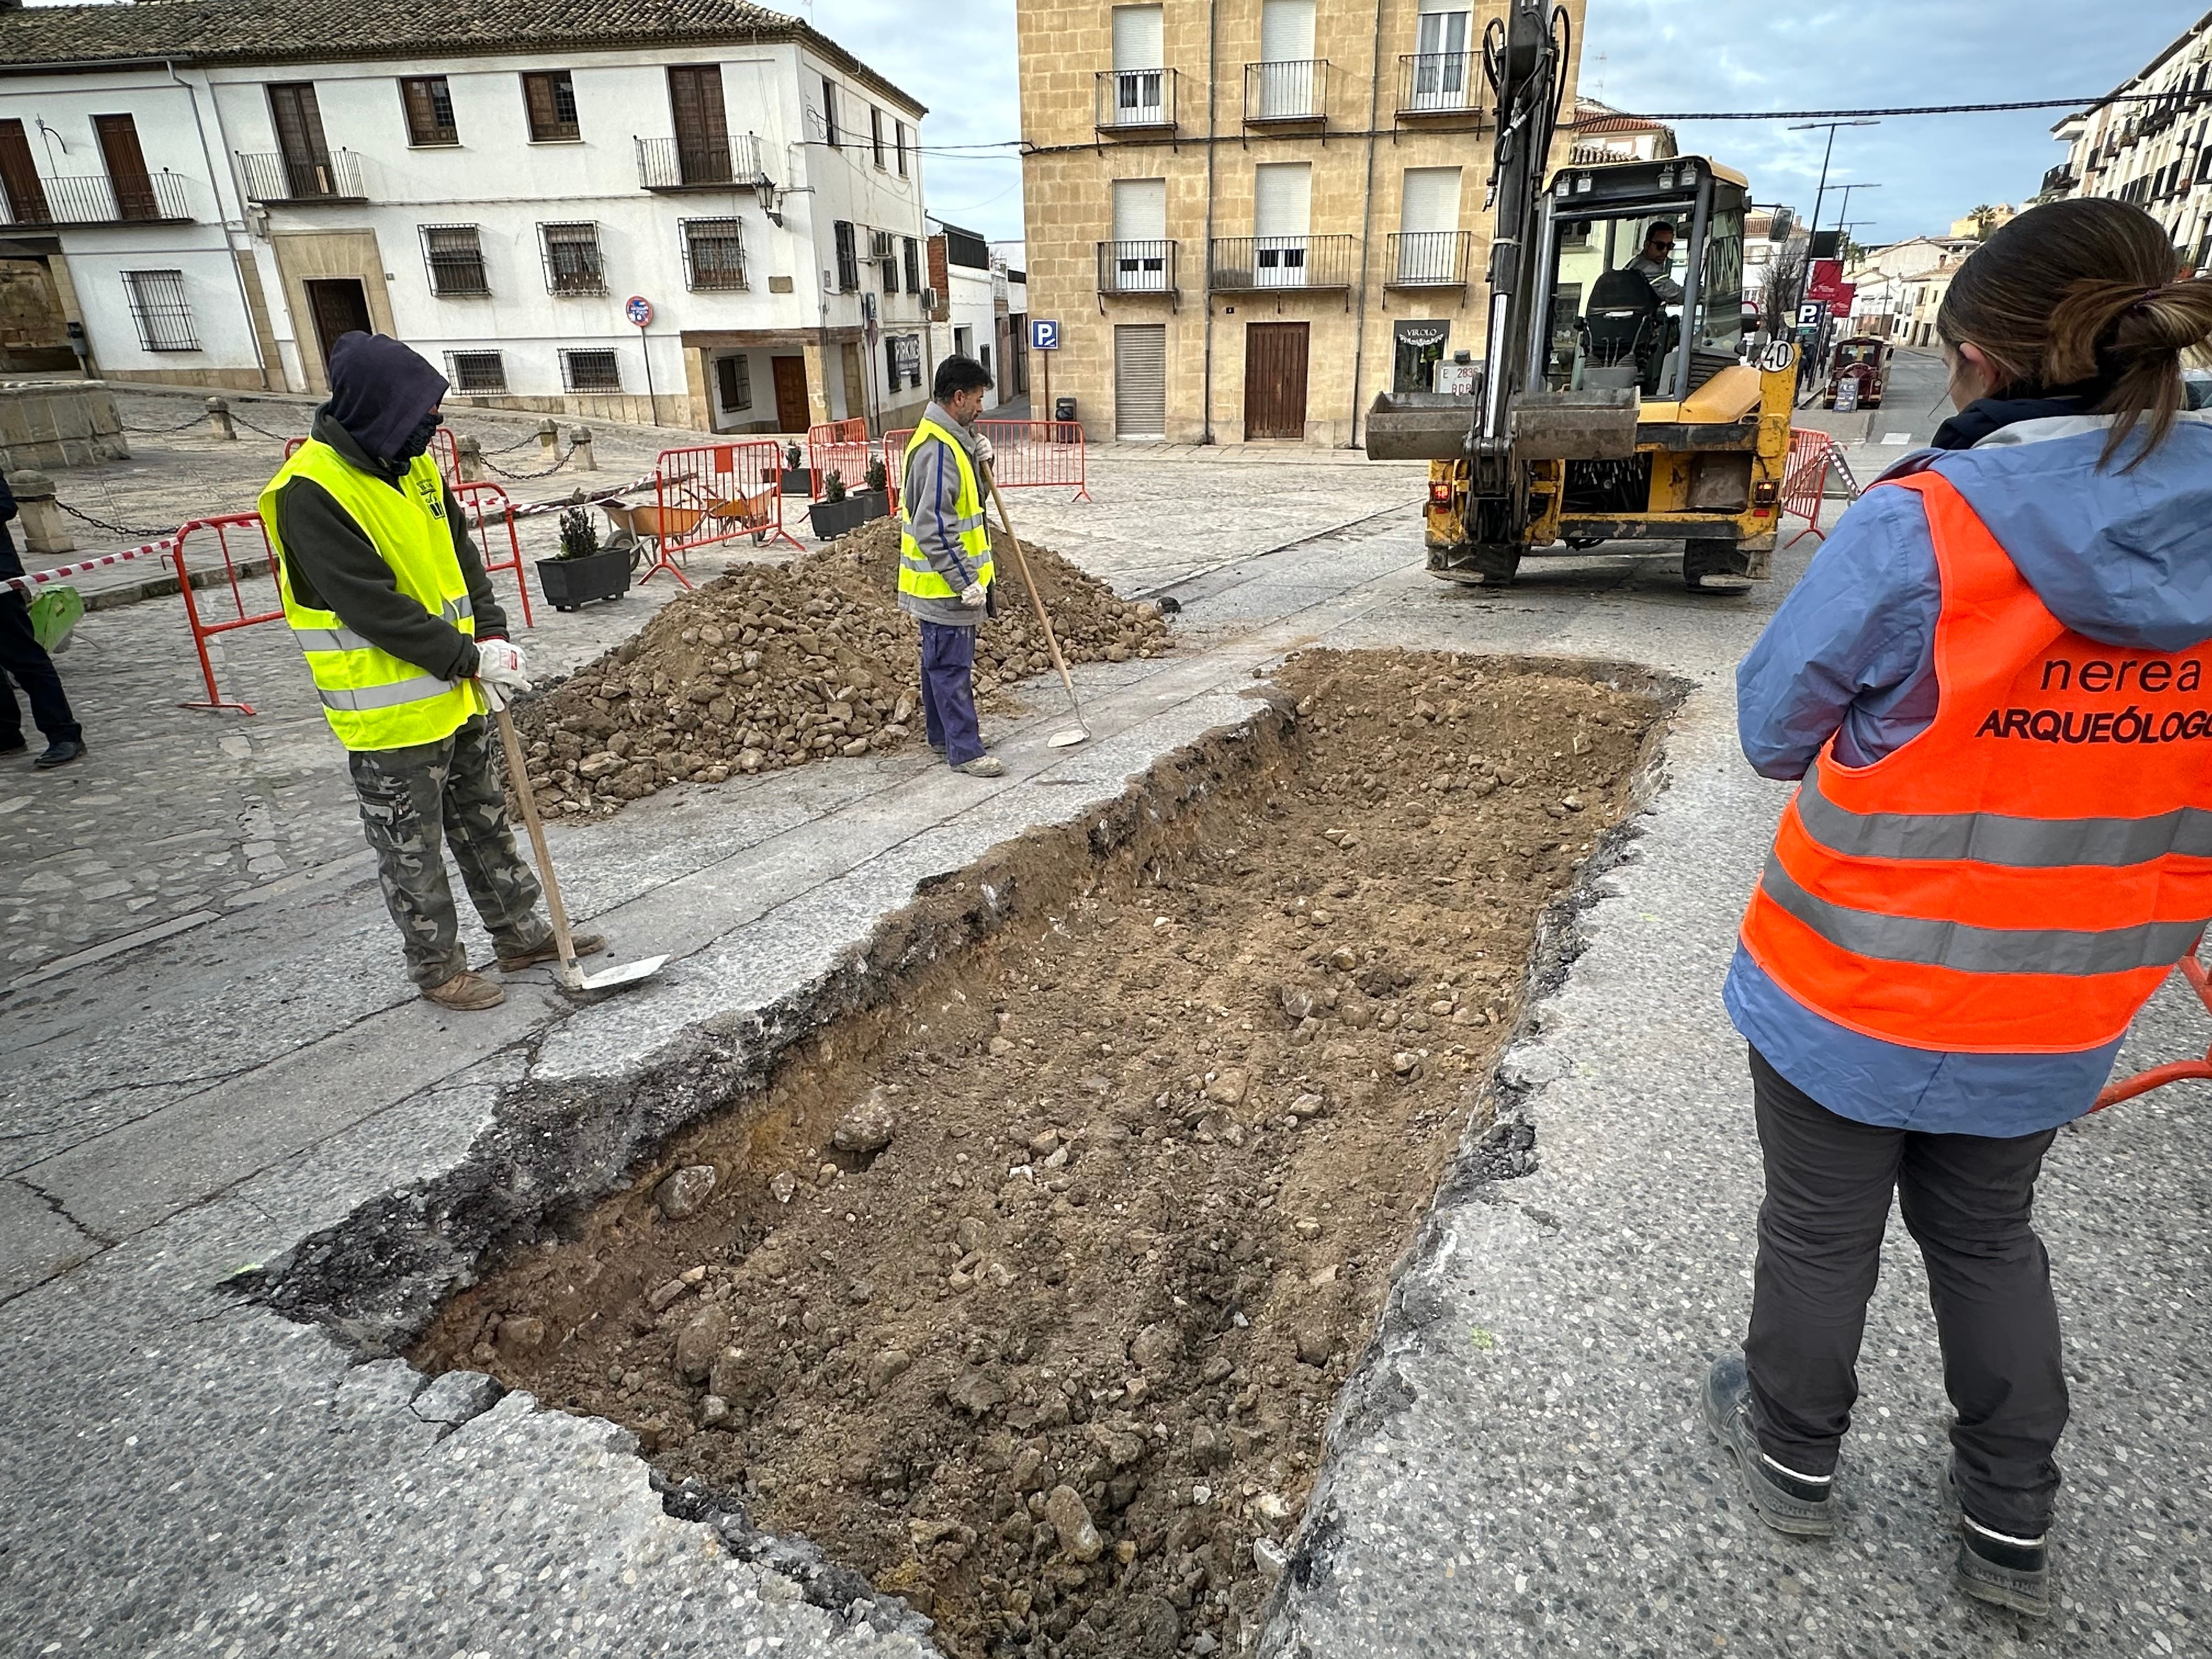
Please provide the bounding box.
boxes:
[12,353,2210,1657]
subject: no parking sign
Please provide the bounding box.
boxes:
[625,295,654,328]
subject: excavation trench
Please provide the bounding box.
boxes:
[286,648,1672,1657]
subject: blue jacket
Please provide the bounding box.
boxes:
[1727,407,2212,1134]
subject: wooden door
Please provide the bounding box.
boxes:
[0,120,48,225]
[93,114,156,221]
[268,83,331,197]
[771,355,810,432]
[668,66,730,184]
[1243,322,1310,439]
[304,279,372,376]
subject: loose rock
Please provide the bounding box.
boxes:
[1045,1485,1104,1561]
[654,1164,718,1221]
[833,1088,898,1155]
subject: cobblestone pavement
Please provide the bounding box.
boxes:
[3,399,1423,986]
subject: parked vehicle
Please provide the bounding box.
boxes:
[1824,336,1892,411]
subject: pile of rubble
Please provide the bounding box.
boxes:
[512,519,1169,816]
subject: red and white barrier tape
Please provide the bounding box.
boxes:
[4,536,178,599]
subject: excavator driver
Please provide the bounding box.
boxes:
[1626,221,1684,304]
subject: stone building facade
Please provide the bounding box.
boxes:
[2043,10,2212,268]
[0,0,932,435]
[1017,0,1587,447]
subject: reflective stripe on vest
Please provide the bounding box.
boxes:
[898,420,995,602]
[257,442,478,752]
[1737,469,2212,1054]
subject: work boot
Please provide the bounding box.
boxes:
[497,931,608,973]
[422,969,507,1011]
[0,735,25,756]
[956,755,1006,778]
[1702,1353,1837,1537]
[1944,1464,2052,1617]
[35,738,84,769]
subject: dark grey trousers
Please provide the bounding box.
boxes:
[1743,1046,2068,1538]
[348,714,550,988]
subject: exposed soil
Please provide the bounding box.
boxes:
[419,649,1662,1657]
[514,518,1169,817]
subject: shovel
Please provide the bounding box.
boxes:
[982,467,1091,749]
[485,683,668,994]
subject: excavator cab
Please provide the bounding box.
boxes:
[1367,150,1797,592]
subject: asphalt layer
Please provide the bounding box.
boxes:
[13,357,2209,1656]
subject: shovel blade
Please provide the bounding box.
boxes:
[1048,727,1090,748]
[575,953,669,991]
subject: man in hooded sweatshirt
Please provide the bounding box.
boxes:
[257,332,603,1011]
[897,354,1003,777]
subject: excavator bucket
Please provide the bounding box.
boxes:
[1364,391,1481,461]
[1509,388,1640,460]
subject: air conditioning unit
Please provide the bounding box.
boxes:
[920,286,939,312]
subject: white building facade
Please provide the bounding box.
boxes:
[2044,10,2212,268]
[0,0,935,435]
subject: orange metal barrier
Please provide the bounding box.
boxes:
[650,439,803,586]
[1780,429,1853,548]
[882,419,1090,516]
[168,512,284,714]
[805,417,872,499]
[451,479,535,630]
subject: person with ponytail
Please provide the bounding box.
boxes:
[1704,198,2212,1618]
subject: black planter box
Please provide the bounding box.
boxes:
[849,487,890,523]
[535,547,631,611]
[781,467,811,494]
[808,496,871,540]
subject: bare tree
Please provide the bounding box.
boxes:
[1762,243,1808,335]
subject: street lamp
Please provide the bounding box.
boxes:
[1826,182,1883,251]
[1788,118,1881,249]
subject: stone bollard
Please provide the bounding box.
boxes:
[568,426,596,472]
[456,434,485,483]
[205,396,236,441]
[537,417,560,461]
[10,468,73,556]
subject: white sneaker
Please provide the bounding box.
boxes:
[956,755,1006,778]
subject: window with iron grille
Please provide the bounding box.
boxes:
[833,220,860,291]
[895,120,909,177]
[522,70,580,141]
[716,353,751,410]
[682,217,747,290]
[902,238,921,294]
[421,224,489,296]
[871,106,885,167]
[822,77,840,147]
[873,228,899,291]
[445,350,507,393]
[400,76,458,145]
[540,221,606,295]
[561,347,622,392]
[121,268,198,351]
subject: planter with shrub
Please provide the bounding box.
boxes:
[806,470,871,540]
[536,505,633,611]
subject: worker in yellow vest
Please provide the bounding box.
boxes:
[898,354,1003,777]
[258,332,602,1011]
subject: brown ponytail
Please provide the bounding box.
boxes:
[1936,198,2212,470]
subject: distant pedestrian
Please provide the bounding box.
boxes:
[0,469,85,770]
[257,331,602,1010]
[898,354,1003,778]
[1707,197,2212,1618]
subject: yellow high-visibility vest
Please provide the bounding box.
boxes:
[257,441,477,751]
[899,418,994,602]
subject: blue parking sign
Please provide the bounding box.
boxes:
[1030,318,1060,352]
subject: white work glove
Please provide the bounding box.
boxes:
[475,638,532,693]
[958,580,988,610]
[973,433,996,471]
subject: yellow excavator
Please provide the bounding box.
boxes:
[1366,0,1797,592]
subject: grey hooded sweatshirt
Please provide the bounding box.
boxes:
[897,401,989,628]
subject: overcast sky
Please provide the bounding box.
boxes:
[802,0,2208,249]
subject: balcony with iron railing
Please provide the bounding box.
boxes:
[1385,230,1474,288]
[2040,163,2080,196]
[1097,239,1177,296]
[0,170,191,226]
[635,133,772,191]
[1244,59,1328,125]
[1207,234,1356,291]
[1096,67,1178,133]
[1397,52,1480,118]
[236,149,365,205]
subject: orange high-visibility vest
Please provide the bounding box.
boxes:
[1739,469,2212,1054]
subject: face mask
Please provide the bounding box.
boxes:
[392,411,441,465]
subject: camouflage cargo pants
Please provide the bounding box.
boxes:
[348,714,553,988]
